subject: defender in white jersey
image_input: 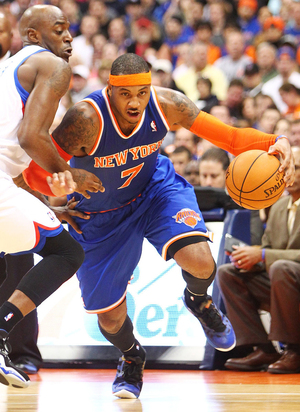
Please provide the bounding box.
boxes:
[0,5,104,389]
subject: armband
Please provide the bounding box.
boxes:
[275,135,288,142]
[261,248,265,262]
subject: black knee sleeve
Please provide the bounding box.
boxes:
[16,229,84,307]
[182,261,217,295]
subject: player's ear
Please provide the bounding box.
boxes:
[27,28,39,44]
[107,83,112,97]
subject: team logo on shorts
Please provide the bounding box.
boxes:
[172,208,201,228]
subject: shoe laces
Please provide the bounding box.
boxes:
[198,298,226,333]
[117,356,144,384]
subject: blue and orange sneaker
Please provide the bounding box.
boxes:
[0,330,30,388]
[183,292,236,352]
[112,355,145,399]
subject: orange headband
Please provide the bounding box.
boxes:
[109,72,151,86]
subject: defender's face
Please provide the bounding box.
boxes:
[39,10,73,62]
[108,84,151,126]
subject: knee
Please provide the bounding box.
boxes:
[98,312,124,334]
[269,260,292,284]
[217,264,238,291]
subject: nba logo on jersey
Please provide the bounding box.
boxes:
[150,120,157,132]
[47,211,56,222]
[173,208,201,228]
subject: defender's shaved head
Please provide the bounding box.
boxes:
[19,5,64,42]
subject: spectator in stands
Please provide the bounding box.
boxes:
[209,105,233,126]
[207,0,228,48]
[284,0,300,43]
[123,0,143,25]
[59,0,81,38]
[242,63,262,96]
[184,159,200,186]
[107,17,130,55]
[88,0,118,39]
[172,42,192,81]
[241,96,257,127]
[214,30,253,83]
[254,16,285,49]
[70,64,94,104]
[151,58,184,93]
[261,45,300,114]
[164,127,199,159]
[195,76,219,112]
[199,147,229,189]
[256,106,281,133]
[218,146,300,374]
[192,20,221,65]
[221,79,245,121]
[274,118,291,141]
[279,83,300,119]
[175,41,228,102]
[237,0,261,45]
[72,14,100,69]
[168,146,192,176]
[158,13,193,67]
[127,16,162,58]
[289,118,300,147]
[255,42,278,84]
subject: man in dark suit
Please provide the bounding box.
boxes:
[217,146,300,374]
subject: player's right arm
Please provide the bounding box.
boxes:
[17,53,104,198]
[155,86,294,186]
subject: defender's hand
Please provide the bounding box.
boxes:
[46,171,77,197]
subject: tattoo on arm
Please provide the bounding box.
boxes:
[53,106,98,155]
[45,62,71,98]
[158,89,199,128]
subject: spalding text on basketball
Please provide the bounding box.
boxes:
[264,174,285,198]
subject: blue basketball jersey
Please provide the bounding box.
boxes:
[69,86,169,212]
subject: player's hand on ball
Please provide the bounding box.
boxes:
[268,136,295,187]
[46,171,77,197]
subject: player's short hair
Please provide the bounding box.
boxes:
[111,53,150,76]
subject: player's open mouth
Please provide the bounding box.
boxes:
[127,110,140,118]
[64,47,72,56]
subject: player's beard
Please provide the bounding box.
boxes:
[0,45,3,57]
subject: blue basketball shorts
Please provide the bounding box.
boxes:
[73,172,212,313]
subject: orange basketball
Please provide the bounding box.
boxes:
[225,150,285,210]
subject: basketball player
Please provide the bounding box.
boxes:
[0,5,104,388]
[22,54,294,398]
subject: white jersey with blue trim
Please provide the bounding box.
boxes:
[0,45,48,178]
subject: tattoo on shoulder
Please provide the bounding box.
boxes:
[158,88,199,123]
[53,106,98,155]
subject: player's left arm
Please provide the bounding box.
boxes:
[156,87,294,186]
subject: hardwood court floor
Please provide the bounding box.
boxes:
[1,369,300,412]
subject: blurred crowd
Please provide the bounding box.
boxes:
[1,0,300,144]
